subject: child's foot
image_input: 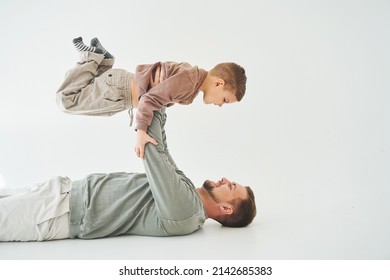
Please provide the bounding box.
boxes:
[91,37,114,59]
[73,37,103,54]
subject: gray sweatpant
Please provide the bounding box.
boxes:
[56,51,134,122]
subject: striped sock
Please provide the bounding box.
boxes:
[73,37,103,54]
[91,37,114,59]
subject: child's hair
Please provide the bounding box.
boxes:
[209,63,247,101]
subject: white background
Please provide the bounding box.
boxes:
[0,0,389,261]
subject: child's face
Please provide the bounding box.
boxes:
[203,86,238,107]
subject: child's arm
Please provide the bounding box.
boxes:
[134,63,194,158]
[149,65,165,88]
[134,66,164,159]
[135,129,157,159]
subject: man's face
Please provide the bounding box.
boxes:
[203,85,238,107]
[202,177,248,203]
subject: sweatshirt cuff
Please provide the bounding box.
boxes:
[135,122,149,132]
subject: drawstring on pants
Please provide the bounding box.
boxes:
[128,107,134,127]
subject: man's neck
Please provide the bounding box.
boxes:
[196,188,217,219]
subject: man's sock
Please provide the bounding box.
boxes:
[90,37,114,59]
[73,37,103,54]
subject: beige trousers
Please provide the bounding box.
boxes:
[56,51,133,121]
[0,177,71,242]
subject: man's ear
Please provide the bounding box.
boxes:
[218,203,233,215]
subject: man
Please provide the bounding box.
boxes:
[0,109,256,241]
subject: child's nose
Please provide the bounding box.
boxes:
[221,177,231,184]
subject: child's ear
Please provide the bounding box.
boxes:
[215,79,225,87]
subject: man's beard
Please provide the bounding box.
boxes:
[202,180,220,203]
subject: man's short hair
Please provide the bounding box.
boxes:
[218,186,256,227]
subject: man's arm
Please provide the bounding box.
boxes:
[142,109,199,221]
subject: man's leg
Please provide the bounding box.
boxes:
[0,177,71,242]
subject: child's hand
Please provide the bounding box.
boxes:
[149,65,165,88]
[135,129,158,159]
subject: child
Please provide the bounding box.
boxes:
[57,37,247,159]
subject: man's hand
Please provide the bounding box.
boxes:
[135,129,158,159]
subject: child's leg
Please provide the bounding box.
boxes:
[90,37,114,76]
[56,51,132,117]
[73,36,114,60]
[91,37,114,60]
